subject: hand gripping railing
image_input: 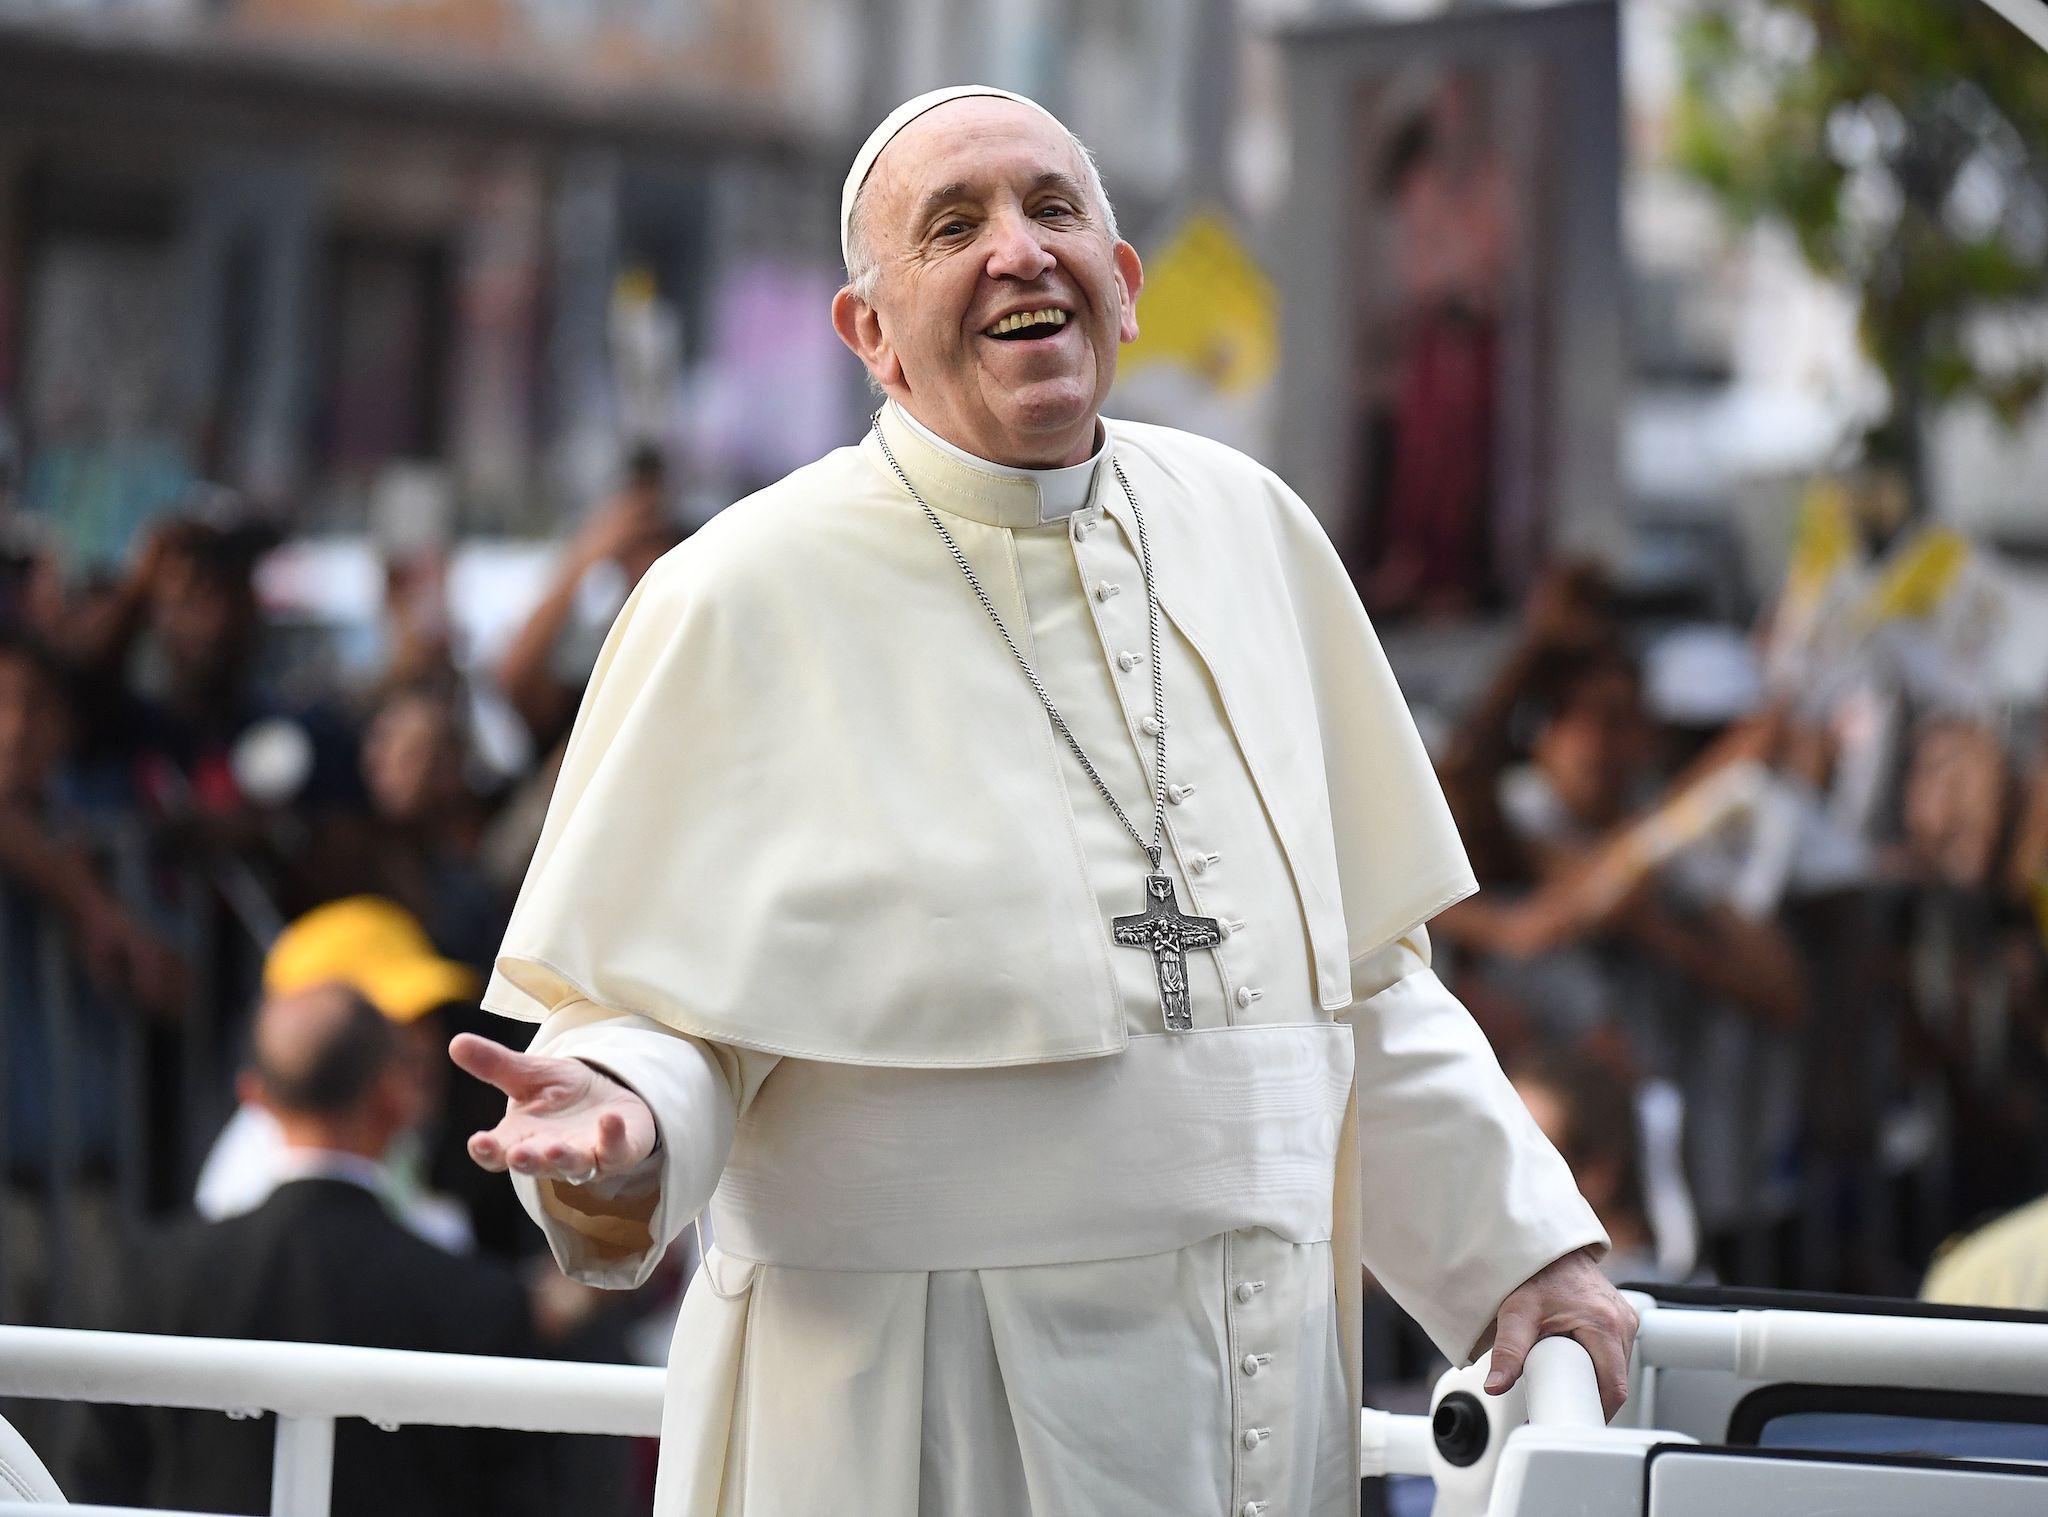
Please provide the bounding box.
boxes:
[0,1324,664,1517]
[1362,1333,1605,1479]
[1365,1300,2048,1514]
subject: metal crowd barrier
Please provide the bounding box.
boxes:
[1,817,266,1210]
[1,816,272,1484]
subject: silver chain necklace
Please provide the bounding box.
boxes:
[872,414,1221,1030]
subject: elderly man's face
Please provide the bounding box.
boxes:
[833,99,1143,467]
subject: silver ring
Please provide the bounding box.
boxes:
[567,1160,600,1187]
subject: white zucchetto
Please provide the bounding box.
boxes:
[840,85,1067,268]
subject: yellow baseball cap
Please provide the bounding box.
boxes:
[264,896,482,1024]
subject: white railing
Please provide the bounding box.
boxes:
[1633,1303,2048,1396]
[10,1303,2047,1516]
[0,1508,246,1516]
[0,1324,664,1517]
[0,1322,1620,1509]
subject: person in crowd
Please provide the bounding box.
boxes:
[1441,562,1624,768]
[1903,719,2014,896]
[62,513,362,831]
[479,449,689,902]
[0,626,185,1022]
[0,521,68,650]
[1899,716,2048,1225]
[299,682,508,971]
[0,626,184,1335]
[1433,634,1802,1035]
[1510,1044,1693,1285]
[494,445,686,756]
[199,898,651,1511]
[80,981,553,1517]
[375,545,459,701]
[1435,645,1807,1041]
[1433,635,1807,1239]
[195,897,483,1255]
[199,894,546,1262]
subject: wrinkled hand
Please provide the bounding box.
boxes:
[450,1032,658,1190]
[1482,1247,1639,1421]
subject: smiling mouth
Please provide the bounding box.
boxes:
[983,308,1069,341]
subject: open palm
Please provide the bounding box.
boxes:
[449,1032,657,1187]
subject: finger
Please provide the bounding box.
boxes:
[448,1033,551,1099]
[468,1130,508,1172]
[1577,1326,1631,1421]
[1486,1303,1539,1395]
[542,1140,597,1179]
[506,1137,597,1183]
[505,1141,545,1175]
[595,1109,638,1171]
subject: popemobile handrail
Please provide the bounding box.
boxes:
[0,1323,667,1517]
[1629,1300,2048,1395]
[11,1302,2048,1516]
[0,1507,248,1516]
[0,1324,664,1436]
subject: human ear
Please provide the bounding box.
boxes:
[1112,240,1144,345]
[831,286,903,390]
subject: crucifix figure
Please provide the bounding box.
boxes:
[1113,873,1223,1031]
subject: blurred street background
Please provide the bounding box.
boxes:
[4,0,2048,1509]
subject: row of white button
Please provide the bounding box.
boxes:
[1088,527,1265,1018]
[1084,520,1281,1508]
[1234,1265,1273,1517]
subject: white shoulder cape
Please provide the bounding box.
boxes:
[483,417,1474,1066]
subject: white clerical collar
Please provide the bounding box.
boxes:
[888,402,1107,525]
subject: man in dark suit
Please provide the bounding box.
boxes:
[81,982,554,1516]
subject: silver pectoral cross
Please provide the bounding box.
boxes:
[1113,874,1222,1031]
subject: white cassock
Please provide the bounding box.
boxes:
[482,402,1605,1516]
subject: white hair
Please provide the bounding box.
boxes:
[842,126,1120,302]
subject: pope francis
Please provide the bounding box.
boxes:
[452,85,1635,1517]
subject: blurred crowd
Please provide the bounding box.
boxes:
[1421,527,2048,1310]
[0,452,686,1509]
[4,447,2048,1500]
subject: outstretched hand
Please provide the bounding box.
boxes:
[1481,1246,1639,1421]
[449,1032,658,1191]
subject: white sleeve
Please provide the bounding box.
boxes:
[1345,928,1609,1361]
[510,1000,770,1289]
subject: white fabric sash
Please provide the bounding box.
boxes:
[707,1022,1354,1273]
